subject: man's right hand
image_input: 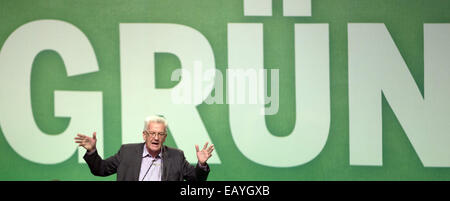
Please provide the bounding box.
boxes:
[75,132,97,152]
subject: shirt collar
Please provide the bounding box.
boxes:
[142,144,162,158]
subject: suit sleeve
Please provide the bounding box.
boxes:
[83,146,122,177]
[180,151,210,181]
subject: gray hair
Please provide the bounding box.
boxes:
[143,115,168,133]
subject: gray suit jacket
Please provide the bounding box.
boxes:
[83,143,210,181]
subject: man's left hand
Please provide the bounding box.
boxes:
[196,142,214,166]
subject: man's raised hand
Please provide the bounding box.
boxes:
[74,132,97,152]
[195,142,214,166]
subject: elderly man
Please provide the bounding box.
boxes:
[74,115,214,181]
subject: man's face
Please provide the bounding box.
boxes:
[143,122,166,153]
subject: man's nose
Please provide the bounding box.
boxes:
[154,134,160,140]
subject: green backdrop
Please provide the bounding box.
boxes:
[1,0,450,180]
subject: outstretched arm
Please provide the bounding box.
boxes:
[75,132,119,177]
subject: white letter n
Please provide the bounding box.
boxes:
[348,23,450,167]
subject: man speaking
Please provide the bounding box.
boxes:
[74,115,214,181]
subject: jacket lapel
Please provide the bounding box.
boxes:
[161,145,170,181]
[133,143,145,181]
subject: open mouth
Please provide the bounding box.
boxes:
[151,142,159,145]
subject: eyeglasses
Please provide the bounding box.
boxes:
[144,130,167,138]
